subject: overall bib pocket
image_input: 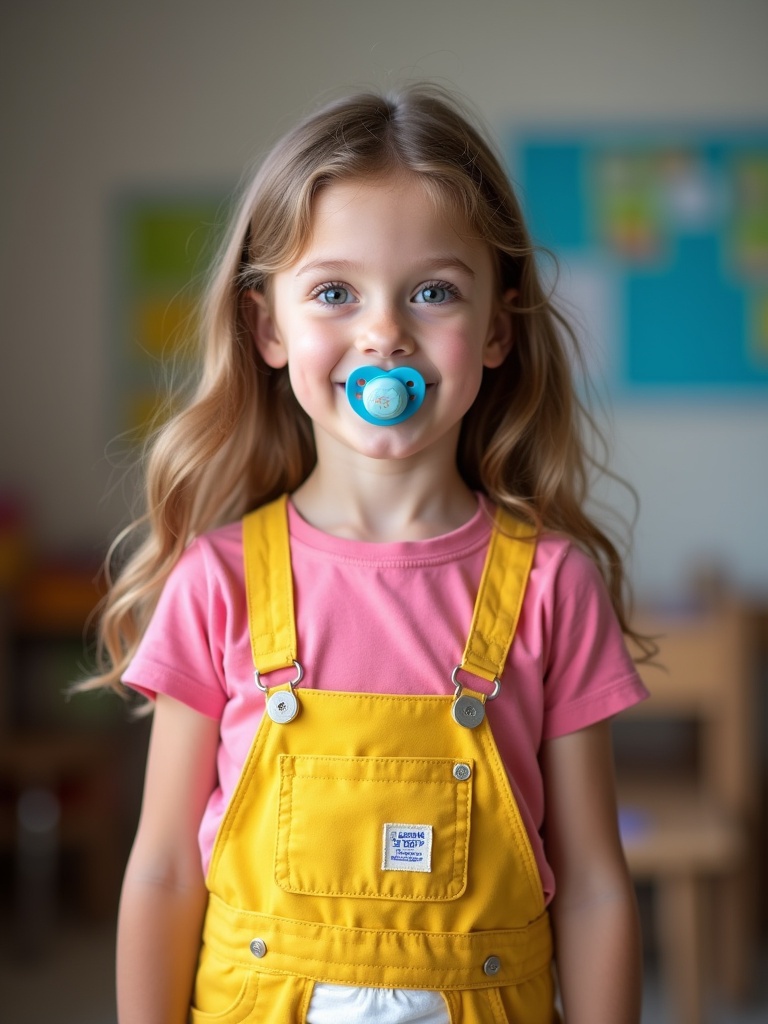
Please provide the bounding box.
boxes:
[275,754,473,901]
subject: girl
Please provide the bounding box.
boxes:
[94,85,649,1023]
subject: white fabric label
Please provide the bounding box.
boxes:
[382,823,433,873]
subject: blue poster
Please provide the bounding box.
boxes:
[512,131,768,395]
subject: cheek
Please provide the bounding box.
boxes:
[285,313,342,356]
[439,331,486,382]
[455,367,485,411]
[432,331,489,413]
[285,355,319,405]
[283,329,341,400]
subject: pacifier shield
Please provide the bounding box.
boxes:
[346,367,426,425]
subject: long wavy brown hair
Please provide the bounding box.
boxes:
[85,84,649,698]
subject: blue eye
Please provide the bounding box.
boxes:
[316,285,351,305]
[413,283,456,304]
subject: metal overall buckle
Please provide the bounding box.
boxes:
[254,661,305,724]
[450,666,501,729]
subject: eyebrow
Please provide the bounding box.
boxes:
[294,256,477,279]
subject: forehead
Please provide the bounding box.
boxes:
[313,171,448,214]
[302,172,483,256]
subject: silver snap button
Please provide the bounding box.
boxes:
[451,694,485,729]
[453,763,471,781]
[249,938,267,958]
[483,955,501,976]
[267,689,298,724]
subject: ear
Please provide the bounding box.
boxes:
[482,288,517,369]
[243,289,288,369]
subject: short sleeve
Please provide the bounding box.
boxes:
[541,546,648,740]
[122,539,228,720]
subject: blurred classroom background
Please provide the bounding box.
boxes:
[1,1,767,1022]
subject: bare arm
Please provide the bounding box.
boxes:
[117,693,220,1024]
[541,721,642,1024]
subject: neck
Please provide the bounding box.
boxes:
[291,434,478,543]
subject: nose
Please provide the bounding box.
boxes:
[355,304,415,360]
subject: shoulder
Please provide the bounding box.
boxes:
[522,530,632,676]
[486,501,610,625]
[170,520,244,587]
[527,531,607,614]
[141,521,245,631]
[524,534,647,735]
[123,520,246,713]
[190,519,244,565]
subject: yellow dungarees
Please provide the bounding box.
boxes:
[190,497,557,1023]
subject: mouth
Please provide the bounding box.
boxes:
[337,380,436,390]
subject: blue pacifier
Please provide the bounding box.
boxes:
[345,366,426,425]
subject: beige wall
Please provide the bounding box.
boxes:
[2,0,767,598]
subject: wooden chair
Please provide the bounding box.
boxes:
[616,598,758,1024]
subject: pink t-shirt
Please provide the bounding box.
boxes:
[124,498,647,902]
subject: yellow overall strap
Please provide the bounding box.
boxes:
[242,497,537,684]
[458,508,537,685]
[243,494,296,675]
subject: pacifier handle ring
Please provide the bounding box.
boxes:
[254,660,304,693]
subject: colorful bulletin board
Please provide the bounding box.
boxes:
[511,130,768,396]
[113,194,226,439]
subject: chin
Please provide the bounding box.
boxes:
[339,424,426,462]
[357,438,421,462]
